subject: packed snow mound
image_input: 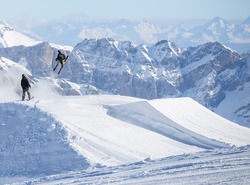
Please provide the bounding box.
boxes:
[36,96,202,167]
[149,98,250,146]
[0,102,89,177]
[107,101,227,149]
[1,95,250,180]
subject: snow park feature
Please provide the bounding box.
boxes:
[0,95,250,184]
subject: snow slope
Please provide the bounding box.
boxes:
[0,102,89,177]
[0,56,31,102]
[34,96,201,166]
[149,98,250,146]
[18,145,250,185]
[215,81,250,127]
[0,23,73,52]
[0,24,41,47]
[1,95,250,184]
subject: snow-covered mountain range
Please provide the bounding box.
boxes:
[8,16,250,53]
[1,23,249,127]
[1,20,250,184]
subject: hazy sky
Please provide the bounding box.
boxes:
[0,0,249,21]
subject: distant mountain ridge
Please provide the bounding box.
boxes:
[7,16,250,53]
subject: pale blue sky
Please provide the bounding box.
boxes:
[0,0,249,20]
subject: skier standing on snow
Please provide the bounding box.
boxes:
[21,74,31,101]
[53,50,67,74]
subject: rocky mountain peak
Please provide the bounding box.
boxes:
[242,16,250,25]
[209,16,226,24]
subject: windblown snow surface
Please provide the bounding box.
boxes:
[0,94,250,184]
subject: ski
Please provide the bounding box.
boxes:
[64,55,69,62]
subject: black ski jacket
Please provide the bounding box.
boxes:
[21,76,31,89]
[56,53,66,62]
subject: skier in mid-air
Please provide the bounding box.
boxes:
[53,50,68,74]
[21,74,31,101]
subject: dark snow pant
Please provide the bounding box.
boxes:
[53,60,64,74]
[22,88,31,101]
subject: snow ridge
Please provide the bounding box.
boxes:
[14,16,250,53]
[107,101,228,149]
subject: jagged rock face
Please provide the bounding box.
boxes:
[232,53,250,126]
[0,42,57,77]
[179,42,244,107]
[65,39,247,110]
[66,38,182,99]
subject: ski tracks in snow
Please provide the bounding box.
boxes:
[22,145,250,185]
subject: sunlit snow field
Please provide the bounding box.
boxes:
[1,94,250,184]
